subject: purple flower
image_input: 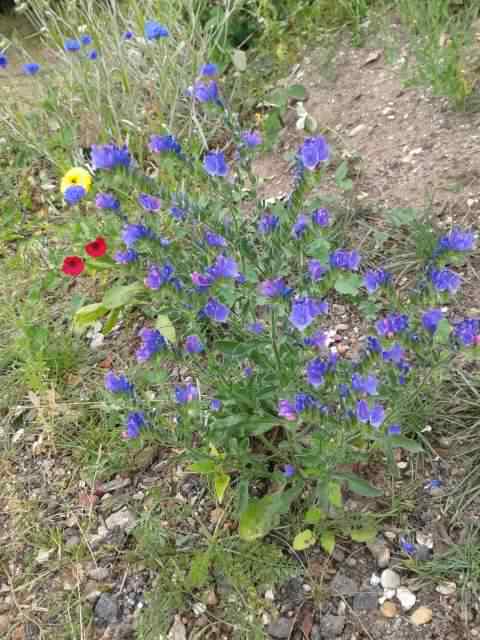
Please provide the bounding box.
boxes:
[125,412,145,439]
[367,336,382,353]
[329,249,361,271]
[247,322,265,334]
[114,248,138,264]
[170,206,186,221]
[80,34,92,46]
[299,136,330,170]
[210,399,222,411]
[382,343,405,363]
[144,262,175,290]
[356,399,370,423]
[121,224,153,247]
[278,400,298,421]
[87,50,98,60]
[422,309,444,333]
[388,424,401,436]
[291,214,309,239]
[438,228,475,253]
[138,193,161,211]
[104,371,133,394]
[430,268,461,294]
[95,192,120,210]
[241,131,262,147]
[136,328,166,362]
[338,383,350,398]
[148,134,181,154]
[312,208,330,226]
[208,255,239,280]
[200,62,218,77]
[306,358,329,388]
[258,214,279,234]
[144,20,169,39]
[203,151,228,177]
[243,366,254,378]
[0,54,8,69]
[64,39,81,52]
[356,400,385,428]
[289,297,328,332]
[308,259,328,281]
[363,269,391,293]
[64,185,86,205]
[185,335,204,354]
[203,298,230,323]
[453,318,479,346]
[400,537,416,556]
[424,479,442,491]
[204,230,227,247]
[192,80,219,103]
[122,30,134,40]
[303,330,328,349]
[175,383,198,404]
[282,464,296,478]
[351,373,378,396]
[258,278,288,298]
[23,63,40,75]
[375,314,409,337]
[91,143,131,170]
[191,271,214,291]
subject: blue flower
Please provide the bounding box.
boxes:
[388,424,401,436]
[202,298,230,323]
[375,313,409,337]
[430,268,461,294]
[282,464,296,478]
[312,208,330,226]
[64,39,81,52]
[64,185,86,205]
[148,134,181,154]
[257,214,279,234]
[308,259,328,282]
[289,297,328,332]
[278,400,298,421]
[175,383,198,404]
[136,328,166,362]
[0,54,8,69]
[306,357,330,388]
[203,151,228,177]
[191,272,215,291]
[88,50,98,60]
[204,230,227,247]
[170,206,186,221]
[400,537,416,556]
[95,192,120,210]
[122,224,153,247]
[453,318,479,346]
[144,262,175,290]
[208,255,239,280]
[363,269,391,293]
[80,34,93,46]
[210,399,222,411]
[304,330,328,349]
[294,393,318,412]
[144,20,169,39]
[382,343,405,363]
[114,248,138,264]
[122,30,134,40]
[185,335,204,353]
[104,371,133,394]
[23,63,40,75]
[329,249,361,271]
[91,143,131,170]
[243,366,254,378]
[125,412,145,438]
[424,479,442,491]
[356,400,385,428]
[192,80,220,103]
[422,309,444,333]
[247,322,265,334]
[298,136,330,170]
[291,214,310,239]
[200,63,219,77]
[438,228,475,253]
[351,373,378,395]
[241,131,262,147]
[367,336,382,353]
[138,193,161,211]
[258,278,288,298]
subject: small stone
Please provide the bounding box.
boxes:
[381,602,398,618]
[370,574,381,586]
[397,587,416,611]
[206,590,218,607]
[367,540,391,569]
[349,124,367,137]
[65,536,80,548]
[381,569,400,589]
[416,545,432,562]
[416,531,434,549]
[332,548,345,562]
[105,508,137,533]
[265,588,275,601]
[436,581,456,596]
[410,607,433,626]
[330,573,358,596]
[83,581,101,603]
[88,567,110,581]
[192,602,207,616]
[168,616,187,640]
[0,614,11,634]
[35,549,54,564]
[353,591,377,610]
[384,589,396,600]
[267,617,294,639]
[262,612,272,626]
[94,594,118,625]
[320,614,346,637]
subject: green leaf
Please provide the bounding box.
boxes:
[351,525,378,543]
[186,551,210,589]
[386,207,417,227]
[304,507,324,525]
[102,283,143,310]
[306,238,331,262]
[85,256,115,271]
[335,161,349,182]
[293,529,316,551]
[214,472,230,504]
[102,308,120,335]
[433,319,451,345]
[334,273,362,296]
[267,89,288,109]
[232,49,247,71]
[73,303,109,332]
[388,436,423,453]
[335,472,383,497]
[239,490,296,542]
[287,84,307,101]
[327,481,343,508]
[320,530,335,554]
[189,460,217,474]
[155,314,176,344]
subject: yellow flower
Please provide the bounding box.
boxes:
[60,167,92,194]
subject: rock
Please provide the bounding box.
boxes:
[410,607,433,626]
[94,594,118,625]
[436,581,456,596]
[416,532,434,549]
[89,567,110,581]
[192,602,207,616]
[332,548,345,562]
[283,577,304,606]
[83,581,101,603]
[384,589,396,600]
[35,548,54,564]
[370,574,381,586]
[380,569,400,590]
[330,573,358,596]
[367,540,391,569]
[381,602,398,618]
[65,535,80,548]
[320,614,346,637]
[416,545,432,562]
[0,614,11,634]
[267,617,294,639]
[349,123,367,137]
[105,508,137,533]
[168,616,187,640]
[265,588,275,601]
[310,624,321,640]
[397,587,416,611]
[353,591,377,610]
[206,590,218,607]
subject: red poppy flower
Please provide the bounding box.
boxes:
[62,256,85,276]
[85,236,107,258]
